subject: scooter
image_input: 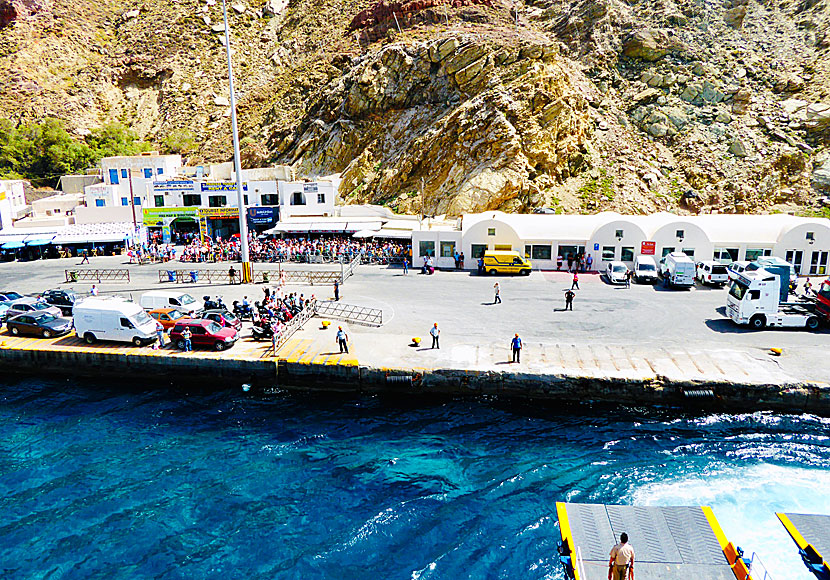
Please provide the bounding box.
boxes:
[251,322,274,341]
[233,300,253,320]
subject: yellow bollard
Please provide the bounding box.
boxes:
[411,337,421,346]
[770,347,783,356]
[321,320,331,329]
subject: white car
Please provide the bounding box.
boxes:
[727,260,750,281]
[606,261,629,284]
[696,261,729,286]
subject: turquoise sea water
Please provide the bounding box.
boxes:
[1,377,828,579]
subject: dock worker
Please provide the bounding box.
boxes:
[565,288,575,310]
[334,279,340,301]
[430,322,440,349]
[336,326,349,353]
[511,333,522,363]
[608,532,635,580]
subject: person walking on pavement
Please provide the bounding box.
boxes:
[333,279,340,301]
[586,254,593,272]
[564,288,575,310]
[493,282,502,304]
[625,269,632,288]
[459,252,465,269]
[181,326,192,352]
[402,258,408,275]
[478,256,485,275]
[571,271,579,290]
[430,322,440,349]
[511,333,522,363]
[608,532,635,580]
[80,250,89,264]
[336,326,349,353]
[155,320,166,347]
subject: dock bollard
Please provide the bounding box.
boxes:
[321,320,331,329]
[770,347,783,356]
[411,337,421,346]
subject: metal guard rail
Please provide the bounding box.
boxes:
[269,300,318,355]
[158,269,343,285]
[66,269,130,283]
[316,300,383,327]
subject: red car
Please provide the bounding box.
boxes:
[169,318,238,351]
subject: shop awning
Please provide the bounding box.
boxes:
[372,229,412,239]
[1,241,25,249]
[352,230,376,239]
[0,233,29,244]
[25,237,55,246]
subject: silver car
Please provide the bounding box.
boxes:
[6,297,63,319]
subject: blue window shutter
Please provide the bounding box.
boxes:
[109,169,119,184]
[144,168,152,179]
[157,167,163,175]
[95,199,105,207]
[121,169,127,178]
[121,198,128,206]
[134,197,141,206]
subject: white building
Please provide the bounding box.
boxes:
[411,211,830,277]
[12,193,85,229]
[0,179,28,229]
[98,152,183,209]
[278,180,337,219]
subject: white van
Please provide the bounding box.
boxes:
[664,252,695,288]
[139,290,200,315]
[633,255,659,283]
[74,297,158,346]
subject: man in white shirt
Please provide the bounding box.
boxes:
[609,532,634,580]
[430,323,440,349]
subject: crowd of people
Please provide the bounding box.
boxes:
[132,235,410,265]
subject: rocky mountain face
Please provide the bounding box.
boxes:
[1,0,828,216]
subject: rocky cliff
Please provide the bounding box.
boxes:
[1,0,828,215]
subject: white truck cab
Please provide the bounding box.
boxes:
[727,268,820,330]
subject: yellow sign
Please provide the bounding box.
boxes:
[0,191,6,201]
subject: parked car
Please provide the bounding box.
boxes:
[633,255,659,283]
[139,291,200,315]
[6,297,63,320]
[663,252,695,288]
[7,311,72,338]
[0,291,24,321]
[199,309,242,331]
[169,318,238,351]
[605,261,629,284]
[148,307,188,330]
[696,261,729,286]
[727,260,750,281]
[39,289,78,316]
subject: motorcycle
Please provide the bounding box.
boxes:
[233,300,253,320]
[251,322,274,341]
[203,296,226,311]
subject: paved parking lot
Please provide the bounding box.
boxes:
[1,255,827,383]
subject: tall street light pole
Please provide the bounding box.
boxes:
[221,0,251,282]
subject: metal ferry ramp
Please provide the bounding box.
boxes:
[556,502,762,580]
[777,512,830,580]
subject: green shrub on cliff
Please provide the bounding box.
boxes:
[0,119,149,187]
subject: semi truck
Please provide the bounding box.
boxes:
[727,268,821,330]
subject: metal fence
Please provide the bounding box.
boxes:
[268,299,319,355]
[316,300,383,327]
[65,269,130,283]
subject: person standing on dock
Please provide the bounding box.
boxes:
[181,326,192,352]
[334,280,340,301]
[90,285,98,296]
[608,532,635,580]
[228,265,237,284]
[155,320,166,347]
[336,326,349,353]
[511,333,522,363]
[459,252,465,269]
[430,323,440,349]
[402,257,408,275]
[494,282,502,304]
[565,289,575,310]
[571,271,579,290]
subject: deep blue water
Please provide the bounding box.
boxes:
[1,377,828,580]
